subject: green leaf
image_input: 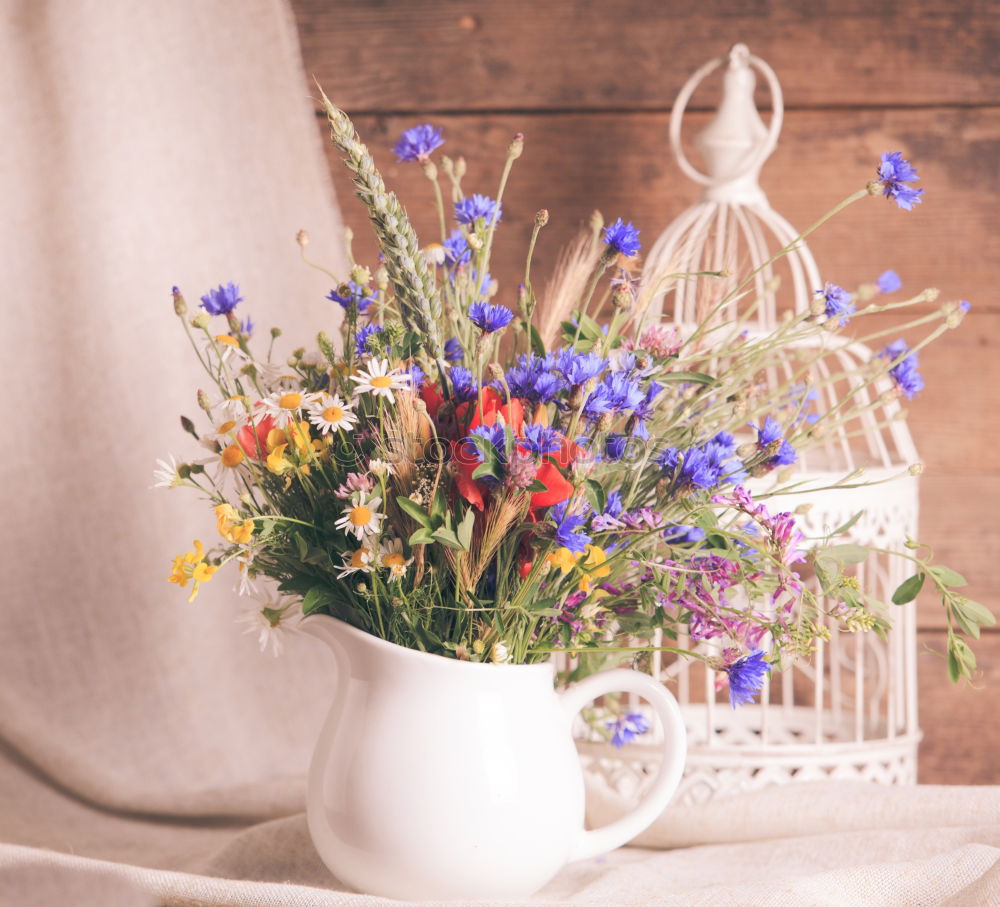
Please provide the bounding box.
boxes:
[658,371,718,386]
[472,461,501,481]
[396,495,432,528]
[293,533,309,560]
[582,478,606,515]
[408,528,435,546]
[432,527,465,550]
[525,479,548,493]
[831,510,865,536]
[302,585,336,616]
[947,647,961,683]
[529,323,546,358]
[822,544,870,565]
[956,598,996,628]
[929,565,968,588]
[952,605,981,640]
[456,507,476,551]
[891,572,925,605]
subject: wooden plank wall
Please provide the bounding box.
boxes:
[291,0,999,784]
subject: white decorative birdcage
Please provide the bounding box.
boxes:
[575,44,922,808]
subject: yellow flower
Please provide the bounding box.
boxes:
[265,428,287,452]
[214,503,255,545]
[545,547,580,574]
[578,545,611,593]
[266,443,293,475]
[167,540,218,601]
[215,334,240,348]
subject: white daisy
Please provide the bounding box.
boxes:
[337,545,376,578]
[367,457,395,477]
[334,491,385,540]
[259,389,319,428]
[349,358,411,403]
[152,454,183,489]
[236,594,297,657]
[308,393,358,434]
[235,549,259,597]
[379,538,413,582]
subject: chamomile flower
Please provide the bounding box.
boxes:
[308,393,358,434]
[235,550,259,597]
[349,358,411,403]
[152,455,183,489]
[260,389,319,428]
[338,546,376,577]
[334,491,385,540]
[236,593,298,657]
[379,538,413,581]
[368,458,395,477]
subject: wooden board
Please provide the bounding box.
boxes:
[918,629,1000,784]
[292,0,1000,111]
[316,108,1000,315]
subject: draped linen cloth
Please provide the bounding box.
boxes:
[2,1,999,905]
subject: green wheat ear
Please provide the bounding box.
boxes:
[318,87,443,361]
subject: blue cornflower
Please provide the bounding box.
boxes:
[448,366,479,404]
[442,229,472,266]
[604,490,624,519]
[879,339,925,399]
[724,651,770,708]
[408,364,426,389]
[355,323,385,358]
[820,282,855,325]
[200,282,243,315]
[327,281,377,313]
[238,315,254,337]
[601,371,645,413]
[662,524,706,547]
[607,712,650,748]
[582,384,616,423]
[876,270,901,294]
[755,416,784,448]
[444,336,464,363]
[605,433,628,461]
[550,504,591,554]
[521,423,561,457]
[455,194,502,226]
[603,218,641,258]
[558,351,608,387]
[392,124,444,162]
[630,381,663,440]
[658,434,744,492]
[771,441,797,467]
[960,300,971,313]
[468,301,514,334]
[877,152,923,211]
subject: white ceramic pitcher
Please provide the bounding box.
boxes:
[302,614,686,900]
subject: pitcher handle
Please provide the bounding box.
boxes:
[559,668,686,861]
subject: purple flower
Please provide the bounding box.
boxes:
[467,424,508,487]
[960,300,971,313]
[755,416,784,448]
[877,152,923,211]
[355,323,385,358]
[200,282,243,315]
[723,651,770,707]
[820,282,855,325]
[239,315,254,337]
[455,194,502,225]
[327,281,377,313]
[448,366,479,403]
[468,301,514,334]
[605,434,628,461]
[442,229,472,266]
[603,218,641,258]
[876,270,902,294]
[444,336,464,363]
[607,711,650,748]
[392,124,444,162]
[658,432,745,492]
[408,363,425,388]
[554,350,607,387]
[663,524,705,547]
[879,339,925,399]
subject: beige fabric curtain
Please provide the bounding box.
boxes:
[2,2,998,904]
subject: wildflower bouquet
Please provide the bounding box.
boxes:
[162,92,991,710]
